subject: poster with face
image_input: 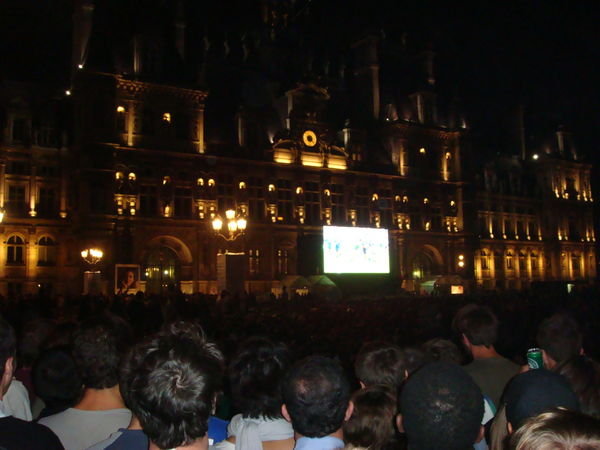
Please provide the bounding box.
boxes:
[115,264,140,294]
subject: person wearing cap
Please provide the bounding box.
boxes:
[397,361,485,450]
[503,369,580,436]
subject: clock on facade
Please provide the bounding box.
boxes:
[302,130,317,147]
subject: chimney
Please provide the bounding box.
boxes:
[352,35,380,121]
[556,126,577,160]
[174,1,186,60]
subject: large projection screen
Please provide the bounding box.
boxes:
[323,226,390,274]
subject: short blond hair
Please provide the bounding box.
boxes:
[509,408,600,450]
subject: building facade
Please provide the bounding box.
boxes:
[0,0,595,297]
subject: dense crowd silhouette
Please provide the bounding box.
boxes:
[0,285,598,449]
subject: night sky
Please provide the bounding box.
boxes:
[1,0,599,161]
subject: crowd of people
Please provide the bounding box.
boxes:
[0,286,598,449]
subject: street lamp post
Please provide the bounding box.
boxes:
[211,209,247,241]
[81,248,104,265]
[210,209,248,299]
[81,247,104,294]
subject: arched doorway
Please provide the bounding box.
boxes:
[143,246,180,294]
[411,252,434,280]
[410,245,443,280]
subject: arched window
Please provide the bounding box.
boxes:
[519,252,527,271]
[7,235,25,265]
[38,236,56,266]
[531,252,538,274]
[506,251,514,270]
[480,250,489,270]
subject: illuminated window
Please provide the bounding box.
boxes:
[197,178,204,186]
[277,249,288,275]
[162,176,171,185]
[239,181,246,189]
[296,187,303,195]
[115,172,124,180]
[445,152,452,159]
[268,184,276,192]
[419,147,426,154]
[249,249,260,276]
[506,252,513,270]
[116,105,126,113]
[128,172,136,181]
[7,235,25,265]
[480,251,489,270]
[162,112,171,123]
[371,193,378,201]
[402,195,408,203]
[531,253,538,272]
[38,236,56,266]
[208,179,215,187]
[423,198,429,204]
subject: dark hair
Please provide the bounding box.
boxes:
[0,317,16,378]
[72,314,132,389]
[422,338,463,365]
[504,369,580,429]
[282,355,351,438]
[555,355,600,419]
[536,313,582,365]
[32,347,82,409]
[128,323,223,449]
[19,318,55,367]
[354,342,406,388]
[228,336,290,419]
[452,303,499,347]
[343,385,396,450]
[400,362,483,450]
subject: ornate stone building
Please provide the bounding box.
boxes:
[0,0,595,296]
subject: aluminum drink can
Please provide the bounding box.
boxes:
[527,347,544,369]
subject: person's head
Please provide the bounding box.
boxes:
[555,355,600,419]
[452,303,499,349]
[343,385,397,450]
[281,355,352,438]
[536,313,582,369]
[19,318,55,368]
[126,270,135,284]
[128,322,223,449]
[508,408,600,450]
[0,317,16,396]
[504,369,580,433]
[422,338,463,365]
[398,362,484,450]
[72,313,132,389]
[354,342,406,388]
[228,336,290,419]
[32,347,82,409]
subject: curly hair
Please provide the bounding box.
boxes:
[228,336,290,419]
[72,313,132,389]
[128,322,223,449]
